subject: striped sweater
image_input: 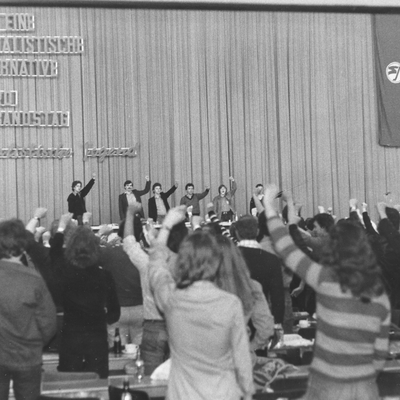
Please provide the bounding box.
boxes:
[267,216,391,382]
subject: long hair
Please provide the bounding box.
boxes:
[0,219,28,259]
[175,230,222,288]
[214,235,255,316]
[64,226,100,268]
[320,220,384,300]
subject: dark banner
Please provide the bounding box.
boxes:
[374,15,400,147]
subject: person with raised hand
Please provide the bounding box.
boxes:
[148,180,179,224]
[263,184,390,400]
[0,218,57,400]
[149,206,254,400]
[67,173,96,225]
[212,176,237,221]
[119,175,151,220]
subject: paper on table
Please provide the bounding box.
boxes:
[283,334,313,347]
[150,358,171,380]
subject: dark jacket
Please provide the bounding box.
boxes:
[239,246,285,324]
[100,245,143,307]
[148,185,178,222]
[118,180,151,220]
[363,212,400,309]
[67,178,95,219]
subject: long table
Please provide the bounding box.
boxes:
[41,352,133,374]
[35,359,400,400]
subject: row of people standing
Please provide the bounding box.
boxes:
[67,173,238,224]
[118,176,237,222]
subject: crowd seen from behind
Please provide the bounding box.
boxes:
[0,175,398,400]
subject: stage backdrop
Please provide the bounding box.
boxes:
[0,6,399,225]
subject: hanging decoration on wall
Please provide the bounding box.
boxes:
[83,142,139,163]
[0,144,72,159]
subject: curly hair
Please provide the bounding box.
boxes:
[319,220,384,300]
[64,226,100,268]
[175,230,222,288]
[0,219,28,259]
[214,235,255,316]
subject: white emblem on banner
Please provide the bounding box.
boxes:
[386,62,400,84]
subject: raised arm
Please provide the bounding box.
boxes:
[164,180,179,198]
[26,207,47,233]
[252,192,264,215]
[134,176,151,197]
[122,202,149,271]
[263,184,323,290]
[377,202,400,256]
[227,176,237,199]
[148,206,186,312]
[196,186,210,200]
[80,173,96,198]
[362,202,378,236]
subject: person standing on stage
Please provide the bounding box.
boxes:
[212,176,237,221]
[180,183,210,216]
[148,181,178,224]
[118,176,151,220]
[67,173,96,224]
[250,183,264,216]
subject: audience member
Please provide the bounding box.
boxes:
[0,219,57,400]
[149,206,254,400]
[263,184,390,400]
[235,214,285,327]
[123,202,172,375]
[214,234,274,353]
[57,218,120,378]
[99,225,144,348]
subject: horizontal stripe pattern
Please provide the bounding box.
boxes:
[267,216,391,382]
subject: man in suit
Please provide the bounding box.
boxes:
[118,176,151,220]
[148,181,178,224]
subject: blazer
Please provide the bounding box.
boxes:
[148,185,177,222]
[118,180,151,220]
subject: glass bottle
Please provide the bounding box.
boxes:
[135,347,144,382]
[274,323,284,348]
[121,377,132,400]
[114,328,122,355]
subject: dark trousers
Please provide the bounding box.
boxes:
[141,320,169,375]
[0,364,41,400]
[58,330,109,378]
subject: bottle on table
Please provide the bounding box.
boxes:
[121,377,132,400]
[114,327,122,355]
[135,346,144,381]
[271,323,284,349]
